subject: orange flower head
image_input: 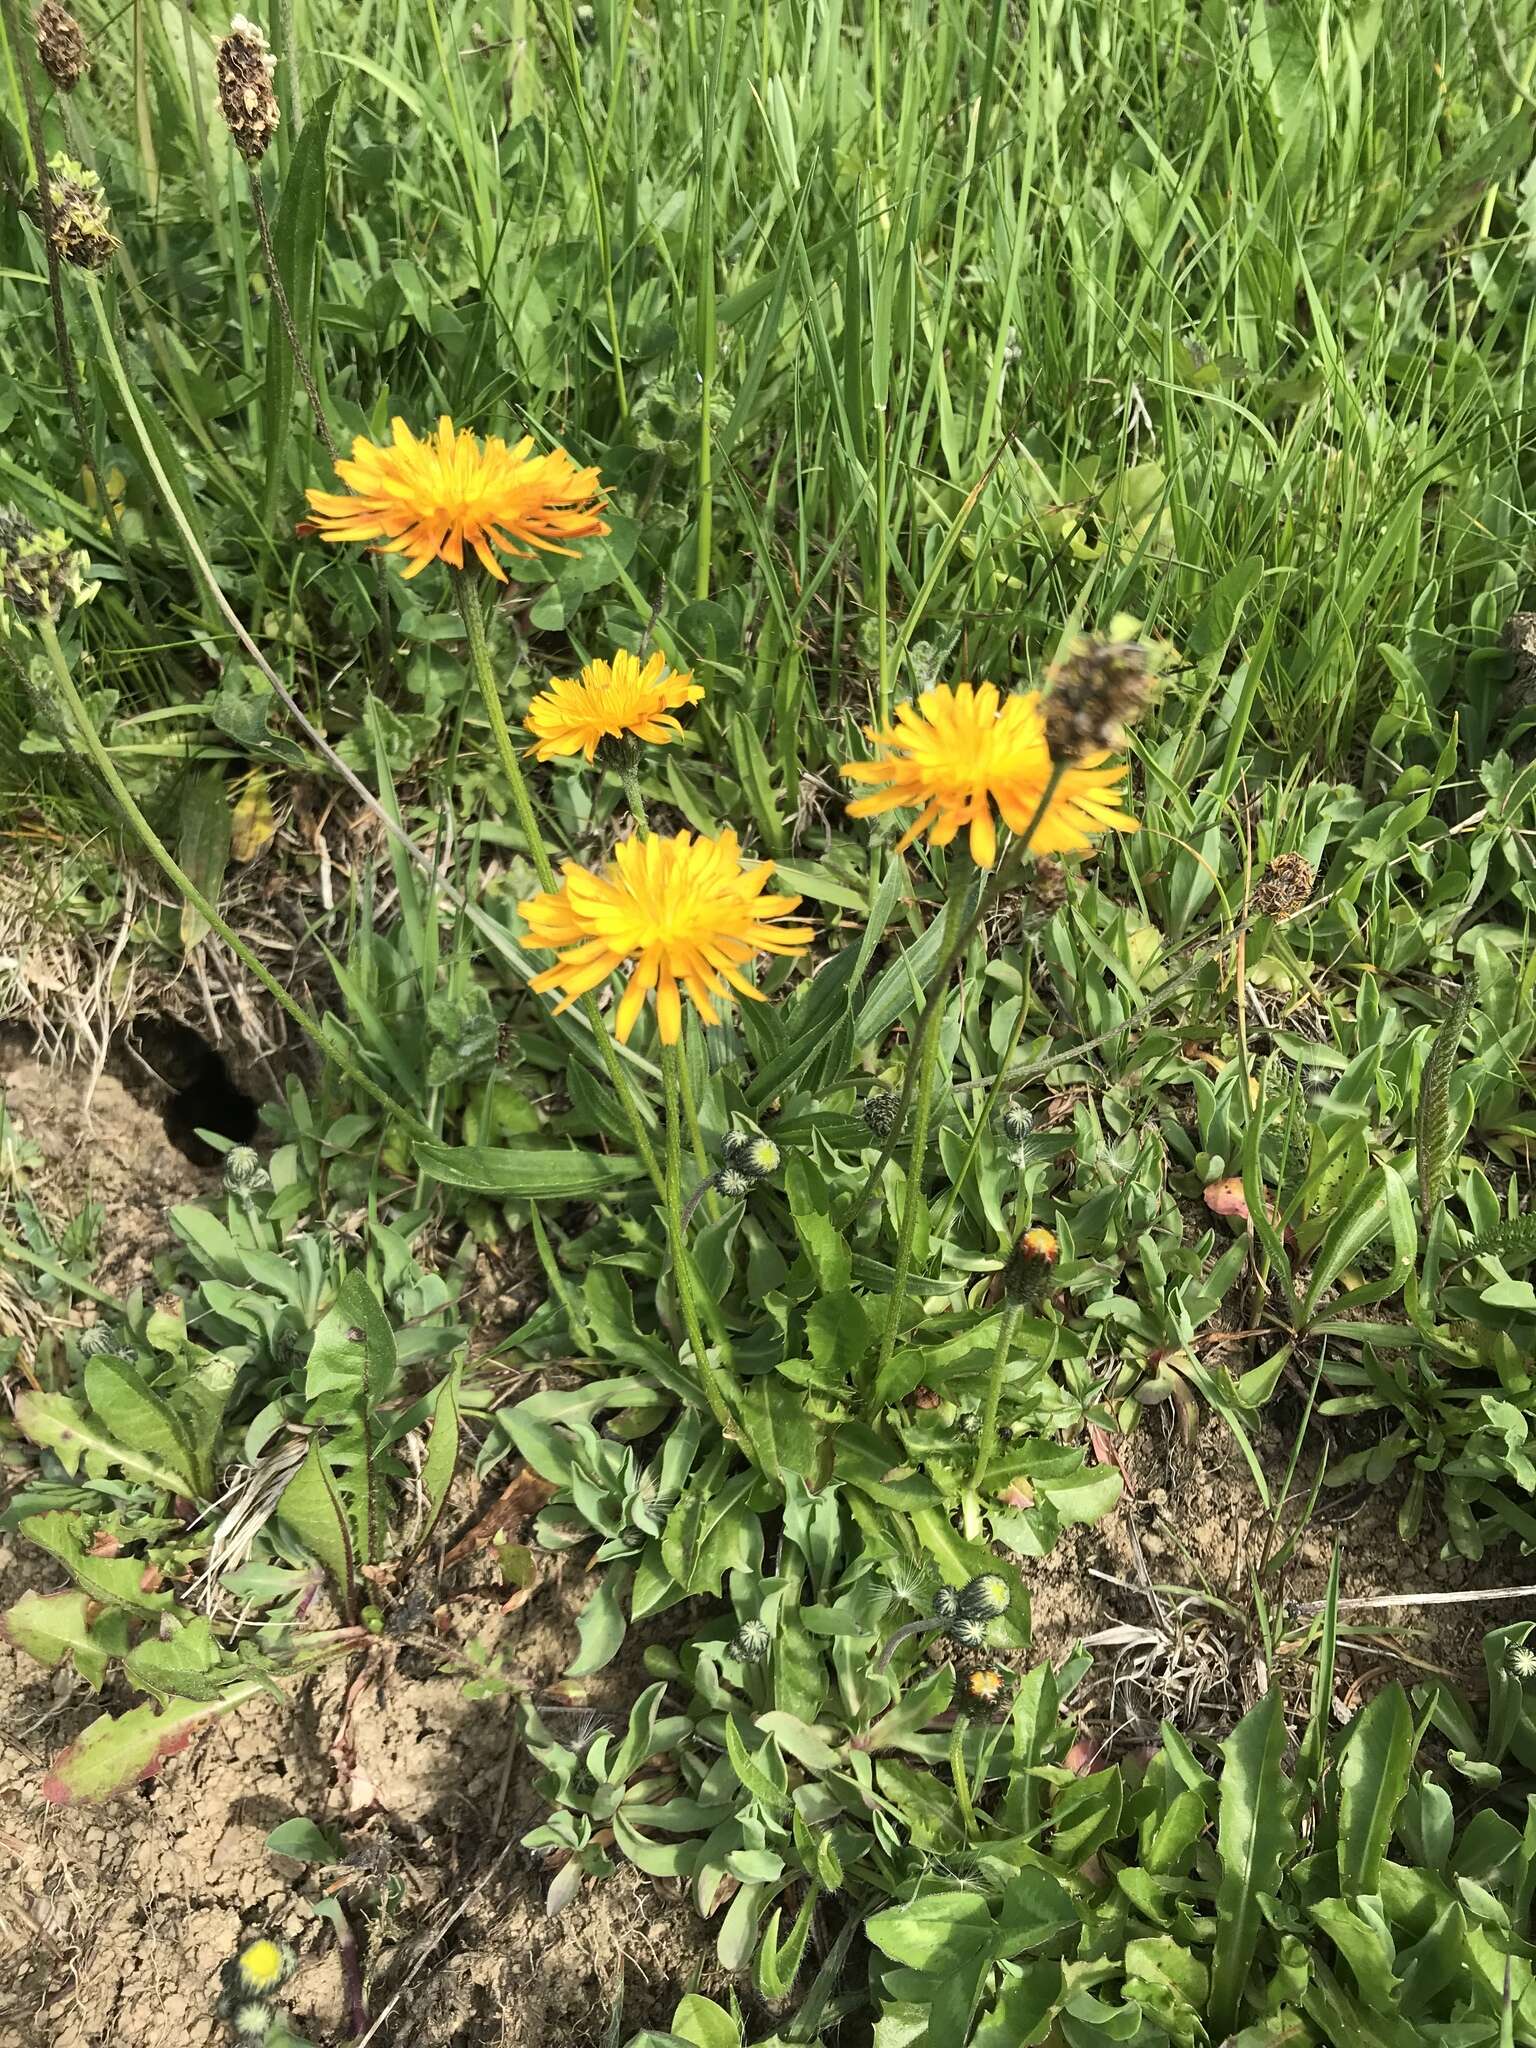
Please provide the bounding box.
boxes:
[519,828,814,1045]
[525,649,703,763]
[305,416,607,581]
[841,682,1138,869]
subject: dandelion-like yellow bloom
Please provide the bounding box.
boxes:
[524,649,703,763]
[520,829,814,1044]
[305,416,607,580]
[841,682,1138,869]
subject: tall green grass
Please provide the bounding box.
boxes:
[0,0,1532,840]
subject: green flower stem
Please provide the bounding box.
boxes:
[37,618,428,1141]
[457,574,664,1199]
[950,1715,976,1841]
[844,763,1071,1227]
[862,766,1072,1406]
[934,993,1031,1242]
[971,1300,1021,1495]
[661,1042,756,1465]
[870,908,954,1393]
[675,1026,713,1186]
[619,758,650,834]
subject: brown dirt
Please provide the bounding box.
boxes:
[1025,1412,1521,1744]
[0,1061,730,2048]
[0,1528,735,2048]
[0,1040,215,1299]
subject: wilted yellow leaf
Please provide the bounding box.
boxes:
[230,772,276,863]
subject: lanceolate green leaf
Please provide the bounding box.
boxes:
[13,1391,191,1497]
[1336,1683,1414,1895]
[83,1356,198,1496]
[411,1360,464,1557]
[415,1141,644,1197]
[276,1438,356,1605]
[1416,986,1473,1213]
[262,84,341,520]
[1211,1692,1295,2036]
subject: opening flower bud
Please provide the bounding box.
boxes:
[957,1572,1010,1623]
[1004,1226,1059,1306]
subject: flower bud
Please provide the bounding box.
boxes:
[999,1101,1032,1144]
[957,1658,1012,1714]
[77,1321,125,1358]
[862,1087,900,1140]
[721,1131,780,1183]
[223,1145,270,1197]
[232,1939,293,1996]
[931,1587,960,1625]
[729,1619,771,1664]
[948,1615,992,1650]
[43,155,116,270]
[714,1165,754,1200]
[1508,1642,1536,1681]
[1043,635,1152,763]
[0,503,98,635]
[957,1572,1010,1623]
[34,1,89,91]
[217,16,280,163]
[1003,1226,1059,1307]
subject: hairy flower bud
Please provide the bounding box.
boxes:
[721,1131,780,1182]
[957,1656,1012,1714]
[714,1165,754,1201]
[948,1614,992,1650]
[862,1087,900,1140]
[932,1586,960,1625]
[223,1145,270,1197]
[217,16,280,163]
[1043,635,1153,763]
[957,1572,1010,1623]
[43,155,115,270]
[34,0,89,91]
[0,503,98,635]
[729,1619,771,1664]
[1004,1226,1059,1307]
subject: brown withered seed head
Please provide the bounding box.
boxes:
[217,15,280,163]
[1028,856,1068,916]
[1042,635,1153,764]
[34,0,89,91]
[1253,851,1315,919]
[44,155,115,269]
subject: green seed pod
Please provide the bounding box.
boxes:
[958,1572,1010,1623]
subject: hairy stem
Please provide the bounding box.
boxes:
[661,1043,754,1461]
[458,574,664,1197]
[971,1300,1020,1494]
